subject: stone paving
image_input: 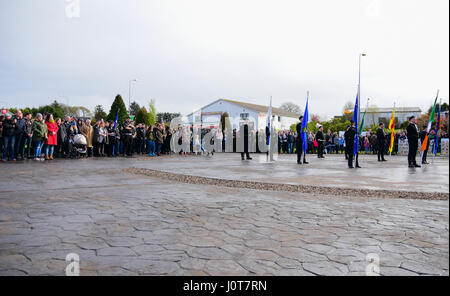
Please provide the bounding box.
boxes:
[0,155,448,276]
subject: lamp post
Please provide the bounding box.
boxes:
[128,79,138,115]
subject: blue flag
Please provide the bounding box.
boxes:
[113,111,119,129]
[352,92,359,155]
[301,99,309,153]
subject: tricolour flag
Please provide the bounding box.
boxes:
[388,106,395,153]
[352,91,359,155]
[301,98,309,153]
[359,107,366,135]
[434,101,441,155]
[421,90,439,151]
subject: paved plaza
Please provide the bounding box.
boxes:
[0,154,448,275]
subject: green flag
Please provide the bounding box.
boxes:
[359,109,366,134]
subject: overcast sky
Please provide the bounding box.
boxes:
[0,0,448,120]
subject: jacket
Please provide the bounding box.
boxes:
[32,120,48,142]
[45,121,58,145]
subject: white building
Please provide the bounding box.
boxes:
[360,106,422,128]
[186,99,300,131]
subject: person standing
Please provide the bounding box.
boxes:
[14,110,26,160]
[56,117,66,158]
[295,116,308,164]
[122,117,135,157]
[240,121,252,160]
[1,113,17,161]
[315,126,325,158]
[345,120,360,168]
[32,113,47,161]
[419,125,430,164]
[44,114,58,160]
[81,119,94,157]
[406,116,420,168]
[146,125,156,157]
[376,123,387,161]
[23,113,33,159]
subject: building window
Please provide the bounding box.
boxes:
[240,113,249,120]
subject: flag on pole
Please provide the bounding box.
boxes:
[358,108,366,134]
[113,111,119,129]
[434,101,441,155]
[388,106,395,153]
[301,98,309,153]
[266,97,272,146]
[421,90,439,151]
[352,92,359,155]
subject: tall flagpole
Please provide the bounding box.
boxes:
[356,53,366,167]
[390,101,395,158]
[305,91,309,160]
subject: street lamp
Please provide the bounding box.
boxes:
[128,79,138,115]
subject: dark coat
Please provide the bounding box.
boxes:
[376,128,385,146]
[406,122,418,144]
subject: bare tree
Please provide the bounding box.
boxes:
[279,102,301,114]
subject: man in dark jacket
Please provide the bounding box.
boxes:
[296,116,308,164]
[2,113,16,161]
[345,120,359,168]
[315,126,325,158]
[419,125,430,164]
[240,121,252,160]
[406,116,420,168]
[376,123,387,162]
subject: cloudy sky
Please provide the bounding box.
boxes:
[0,0,448,120]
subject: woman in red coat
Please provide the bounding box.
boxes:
[44,114,59,160]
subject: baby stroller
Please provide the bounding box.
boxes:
[70,134,87,158]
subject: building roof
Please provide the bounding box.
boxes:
[188,98,300,118]
[360,107,422,113]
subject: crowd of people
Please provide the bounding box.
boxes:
[0,110,174,161]
[1,110,448,165]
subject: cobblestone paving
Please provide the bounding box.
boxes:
[0,158,448,275]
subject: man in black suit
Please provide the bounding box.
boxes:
[315,126,325,158]
[240,121,252,160]
[345,120,360,168]
[376,123,387,161]
[406,116,420,168]
[419,125,430,164]
[296,116,308,164]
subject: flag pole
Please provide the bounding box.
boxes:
[390,101,395,158]
[304,91,309,161]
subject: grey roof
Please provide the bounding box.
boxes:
[360,107,422,113]
[187,99,300,118]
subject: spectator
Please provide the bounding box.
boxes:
[44,113,58,160]
[2,113,16,161]
[32,113,47,161]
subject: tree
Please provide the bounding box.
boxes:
[93,105,107,122]
[342,101,354,121]
[157,112,182,123]
[311,114,321,123]
[428,102,449,114]
[107,94,128,125]
[129,101,140,116]
[135,107,151,126]
[148,99,157,126]
[279,102,301,114]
